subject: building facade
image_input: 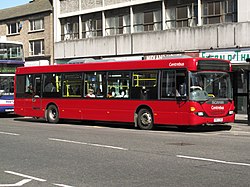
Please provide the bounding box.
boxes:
[53,0,250,121]
[53,0,245,61]
[0,0,53,66]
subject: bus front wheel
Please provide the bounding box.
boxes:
[46,105,59,123]
[137,108,154,130]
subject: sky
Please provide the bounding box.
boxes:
[0,0,30,10]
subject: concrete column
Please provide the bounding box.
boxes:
[162,0,166,30]
[79,15,82,39]
[53,0,61,42]
[198,0,202,26]
[130,6,134,33]
[102,11,106,37]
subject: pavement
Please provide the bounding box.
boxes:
[235,114,249,125]
[232,114,250,132]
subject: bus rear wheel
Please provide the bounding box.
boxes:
[137,108,154,130]
[46,105,59,123]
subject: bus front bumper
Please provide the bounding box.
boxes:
[189,114,235,126]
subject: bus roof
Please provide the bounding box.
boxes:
[16,57,231,74]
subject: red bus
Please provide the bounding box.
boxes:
[14,57,235,130]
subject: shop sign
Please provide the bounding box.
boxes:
[144,54,184,60]
[0,67,16,73]
[200,49,250,63]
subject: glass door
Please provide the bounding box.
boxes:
[233,70,250,124]
[32,74,42,111]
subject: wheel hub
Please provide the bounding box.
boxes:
[140,113,152,125]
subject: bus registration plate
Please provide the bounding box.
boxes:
[214,118,223,122]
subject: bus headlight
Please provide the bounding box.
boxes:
[228,110,234,115]
[197,112,204,116]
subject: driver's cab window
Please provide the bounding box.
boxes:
[161,70,187,98]
[176,71,187,97]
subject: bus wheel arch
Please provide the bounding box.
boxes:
[135,105,154,130]
[45,103,59,124]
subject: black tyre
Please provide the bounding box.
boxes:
[137,108,154,130]
[46,105,59,123]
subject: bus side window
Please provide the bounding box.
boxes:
[107,72,130,99]
[161,70,176,98]
[132,71,158,100]
[44,74,56,92]
[16,75,25,98]
[62,73,82,98]
[84,72,106,98]
[43,73,62,98]
[25,74,34,96]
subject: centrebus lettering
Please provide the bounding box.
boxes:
[211,106,224,110]
[169,62,185,67]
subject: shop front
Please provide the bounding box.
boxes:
[200,49,250,125]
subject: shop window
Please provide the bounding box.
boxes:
[30,18,44,31]
[105,8,130,36]
[61,17,79,40]
[7,22,20,35]
[166,3,197,29]
[29,40,44,56]
[134,10,162,32]
[82,13,102,38]
[133,3,162,33]
[202,0,237,24]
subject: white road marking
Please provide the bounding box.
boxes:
[230,130,250,135]
[177,155,250,167]
[53,183,75,187]
[0,179,32,187]
[49,138,128,151]
[0,131,20,136]
[5,171,46,182]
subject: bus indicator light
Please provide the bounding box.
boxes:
[190,107,196,112]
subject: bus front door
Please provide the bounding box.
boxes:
[32,75,42,116]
